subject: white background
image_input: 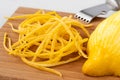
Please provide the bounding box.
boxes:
[0,0,105,28]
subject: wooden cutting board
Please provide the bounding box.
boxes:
[0,7,119,80]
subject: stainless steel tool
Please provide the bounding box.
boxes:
[75,0,120,23]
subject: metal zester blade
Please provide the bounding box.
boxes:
[75,0,120,23]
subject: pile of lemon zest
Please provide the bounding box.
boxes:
[3,10,89,76]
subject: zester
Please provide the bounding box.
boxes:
[75,0,120,23]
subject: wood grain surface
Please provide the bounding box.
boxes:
[0,7,120,80]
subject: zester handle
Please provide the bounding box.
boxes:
[106,0,120,10]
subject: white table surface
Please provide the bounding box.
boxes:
[0,0,105,28]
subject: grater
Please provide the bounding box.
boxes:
[75,0,120,23]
